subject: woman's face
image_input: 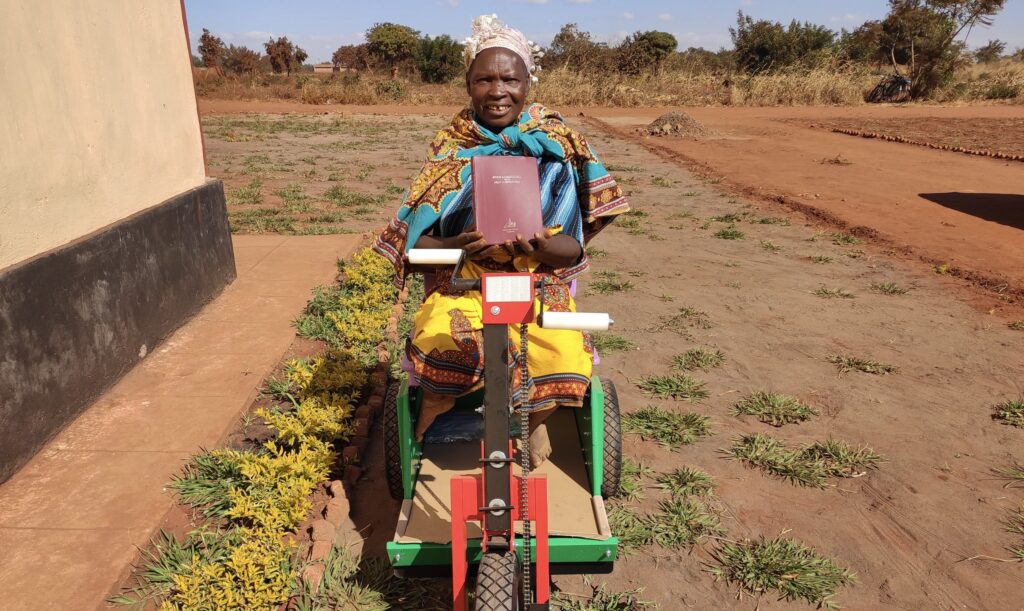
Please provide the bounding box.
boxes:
[466,47,530,132]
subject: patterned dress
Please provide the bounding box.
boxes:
[373,104,629,411]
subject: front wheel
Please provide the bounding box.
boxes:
[474,551,519,611]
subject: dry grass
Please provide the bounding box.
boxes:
[828,355,897,375]
[725,433,882,488]
[732,392,819,427]
[993,399,1024,428]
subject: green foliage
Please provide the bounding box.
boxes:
[714,225,745,240]
[993,398,1024,427]
[814,286,855,299]
[552,580,656,611]
[547,23,617,72]
[732,392,819,426]
[264,36,306,75]
[636,374,709,401]
[589,271,634,294]
[869,281,909,295]
[730,11,836,74]
[590,332,635,353]
[623,406,712,449]
[366,22,421,70]
[657,467,714,498]
[416,35,464,83]
[710,537,856,608]
[672,347,726,372]
[618,458,652,503]
[169,451,246,519]
[618,31,679,75]
[222,44,262,75]
[660,306,712,333]
[975,38,1007,62]
[198,29,226,75]
[828,354,897,374]
[725,433,882,488]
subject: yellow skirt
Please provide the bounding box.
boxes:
[409,257,593,411]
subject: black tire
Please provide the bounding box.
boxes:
[599,378,622,500]
[474,551,519,611]
[383,380,405,501]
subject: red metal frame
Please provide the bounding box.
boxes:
[481,273,535,325]
[450,471,549,610]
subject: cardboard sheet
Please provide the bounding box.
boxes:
[397,409,610,543]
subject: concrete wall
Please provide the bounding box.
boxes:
[0,0,206,271]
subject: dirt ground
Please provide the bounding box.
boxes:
[199,104,1024,609]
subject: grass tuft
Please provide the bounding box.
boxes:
[672,347,726,372]
[590,332,635,353]
[618,458,653,503]
[994,462,1024,487]
[993,398,1024,428]
[1009,320,1024,331]
[760,239,781,252]
[870,282,909,295]
[657,467,714,498]
[828,354,897,375]
[731,392,819,427]
[714,225,746,240]
[623,406,711,450]
[810,255,834,264]
[724,433,881,488]
[227,178,264,206]
[830,232,861,245]
[651,499,722,548]
[814,286,855,299]
[168,451,245,519]
[589,271,635,295]
[586,246,608,258]
[636,374,709,401]
[660,306,712,334]
[552,580,656,611]
[709,537,856,609]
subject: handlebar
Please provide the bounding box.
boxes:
[405,249,613,331]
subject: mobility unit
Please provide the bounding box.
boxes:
[384,248,622,610]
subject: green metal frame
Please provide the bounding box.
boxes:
[575,375,605,497]
[392,377,618,567]
[386,536,618,567]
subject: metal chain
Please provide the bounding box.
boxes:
[517,320,532,605]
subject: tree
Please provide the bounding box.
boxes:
[366,22,420,76]
[837,21,887,65]
[222,45,262,75]
[974,38,1006,62]
[880,0,1007,96]
[332,44,372,71]
[264,36,304,75]
[730,12,835,74]
[191,53,203,67]
[416,35,464,83]
[617,31,678,76]
[198,28,225,76]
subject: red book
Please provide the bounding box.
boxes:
[471,156,545,246]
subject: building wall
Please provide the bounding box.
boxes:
[0,0,206,270]
[0,1,236,483]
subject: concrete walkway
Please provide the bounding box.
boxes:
[0,234,360,610]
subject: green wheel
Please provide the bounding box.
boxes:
[474,551,519,611]
[600,378,622,499]
[383,380,404,501]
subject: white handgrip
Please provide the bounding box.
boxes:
[540,312,613,331]
[407,249,463,266]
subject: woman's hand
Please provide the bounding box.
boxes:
[505,229,582,268]
[414,229,501,261]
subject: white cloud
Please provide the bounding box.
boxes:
[623,11,634,20]
[527,0,550,4]
[658,13,673,22]
[446,0,459,6]
[830,13,864,24]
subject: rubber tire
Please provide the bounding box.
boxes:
[383,380,405,501]
[474,551,519,611]
[599,378,623,499]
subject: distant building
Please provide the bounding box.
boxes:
[313,62,337,74]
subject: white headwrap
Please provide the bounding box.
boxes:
[463,14,544,82]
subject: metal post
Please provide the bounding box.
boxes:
[481,323,512,539]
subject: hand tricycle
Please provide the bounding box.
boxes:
[383,248,622,610]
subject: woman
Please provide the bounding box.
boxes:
[373,14,629,466]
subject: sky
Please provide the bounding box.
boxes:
[184,0,1024,64]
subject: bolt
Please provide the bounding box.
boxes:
[490,306,501,315]
[395,554,401,562]
[604,549,611,558]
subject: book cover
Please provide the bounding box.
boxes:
[471,156,545,246]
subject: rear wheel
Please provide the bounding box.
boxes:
[383,380,404,500]
[599,378,622,499]
[474,551,519,611]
